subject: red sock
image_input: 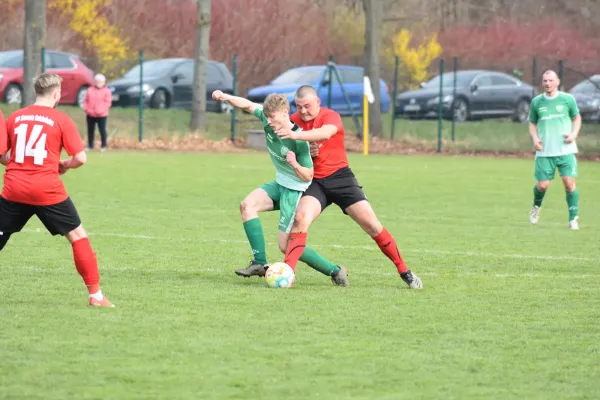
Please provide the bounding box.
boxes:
[284,232,307,271]
[372,228,408,274]
[72,238,100,294]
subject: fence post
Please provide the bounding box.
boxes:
[437,58,444,153]
[41,47,46,73]
[327,55,334,108]
[531,56,537,98]
[230,53,238,142]
[451,56,457,142]
[138,50,144,143]
[390,55,399,140]
[557,60,564,90]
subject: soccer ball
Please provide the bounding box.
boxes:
[265,262,295,288]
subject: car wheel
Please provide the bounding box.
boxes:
[453,98,469,122]
[219,100,233,114]
[150,89,168,109]
[76,86,88,108]
[513,99,530,123]
[4,84,22,105]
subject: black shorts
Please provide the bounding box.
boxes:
[0,196,81,236]
[303,167,368,213]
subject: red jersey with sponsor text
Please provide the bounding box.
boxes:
[0,105,84,205]
[290,107,348,179]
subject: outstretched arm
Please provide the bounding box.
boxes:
[212,90,259,114]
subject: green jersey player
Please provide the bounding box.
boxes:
[210,91,348,285]
[528,70,582,229]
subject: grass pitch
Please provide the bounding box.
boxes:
[1,151,599,399]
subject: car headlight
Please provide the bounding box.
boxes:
[109,86,116,93]
[427,95,453,105]
[126,84,152,93]
[590,99,599,108]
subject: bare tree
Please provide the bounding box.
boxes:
[22,0,46,107]
[363,0,382,136]
[190,0,211,131]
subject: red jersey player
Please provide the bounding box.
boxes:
[276,85,423,289]
[0,73,115,307]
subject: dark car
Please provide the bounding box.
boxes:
[395,70,534,123]
[108,58,234,112]
[569,75,600,122]
[0,49,94,107]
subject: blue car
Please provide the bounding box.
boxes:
[246,65,391,116]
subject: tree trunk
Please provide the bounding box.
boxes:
[363,0,382,137]
[190,0,211,131]
[22,0,46,107]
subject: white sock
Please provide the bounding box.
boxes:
[89,290,104,300]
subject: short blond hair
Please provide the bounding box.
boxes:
[34,73,62,96]
[263,93,290,116]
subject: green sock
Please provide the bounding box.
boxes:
[533,185,546,207]
[300,247,340,276]
[243,218,267,265]
[566,188,579,221]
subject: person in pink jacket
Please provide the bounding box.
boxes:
[83,74,112,151]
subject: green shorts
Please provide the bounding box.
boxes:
[534,154,578,181]
[260,181,302,233]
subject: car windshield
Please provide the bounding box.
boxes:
[570,79,600,94]
[124,59,183,78]
[423,72,474,88]
[0,51,23,68]
[271,68,324,85]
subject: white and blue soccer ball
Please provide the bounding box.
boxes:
[265,262,295,288]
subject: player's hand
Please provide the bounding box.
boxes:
[212,90,226,101]
[275,128,297,140]
[564,133,577,144]
[309,142,319,158]
[533,138,543,151]
[58,160,69,175]
[286,151,298,166]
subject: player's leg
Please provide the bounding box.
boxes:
[35,198,114,307]
[0,197,34,251]
[558,154,579,229]
[86,116,96,150]
[344,199,422,289]
[278,188,348,286]
[235,183,276,277]
[530,156,555,224]
[283,182,328,271]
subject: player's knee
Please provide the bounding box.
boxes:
[565,181,576,192]
[293,211,311,231]
[537,182,550,192]
[239,199,255,217]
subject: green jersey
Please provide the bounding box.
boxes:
[529,92,580,157]
[253,107,313,191]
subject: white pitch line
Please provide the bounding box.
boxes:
[19,229,600,262]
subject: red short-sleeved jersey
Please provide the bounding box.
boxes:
[1,105,84,205]
[290,107,348,179]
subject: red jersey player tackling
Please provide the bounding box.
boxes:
[0,73,114,307]
[276,85,423,289]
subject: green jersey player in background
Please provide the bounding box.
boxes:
[211,91,348,286]
[528,70,582,230]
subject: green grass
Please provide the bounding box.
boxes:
[1,151,600,399]
[3,104,600,154]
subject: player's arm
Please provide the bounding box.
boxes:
[528,100,543,150]
[0,111,8,165]
[565,96,582,143]
[212,90,259,113]
[59,116,87,175]
[286,151,313,182]
[277,113,342,142]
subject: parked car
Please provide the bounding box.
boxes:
[0,49,94,107]
[108,58,234,112]
[395,70,534,123]
[569,75,600,122]
[246,65,391,116]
